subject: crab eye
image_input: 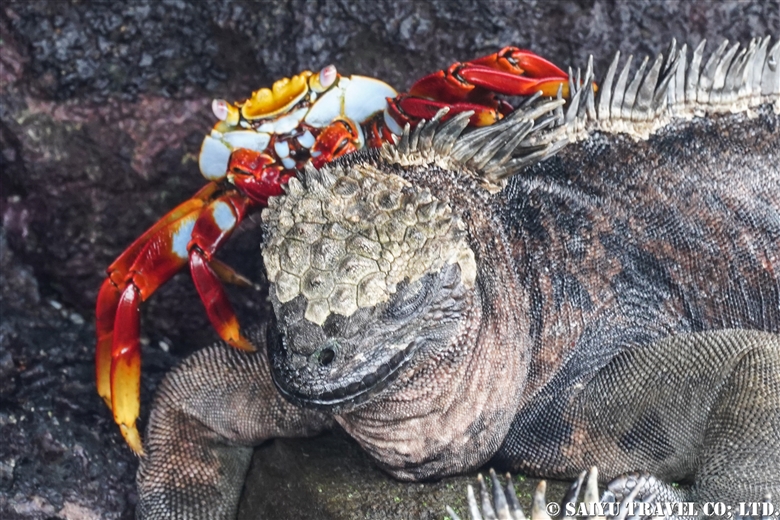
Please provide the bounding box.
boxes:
[212,99,228,120]
[211,99,239,125]
[318,65,338,90]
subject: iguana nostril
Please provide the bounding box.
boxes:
[309,340,340,367]
[318,347,336,366]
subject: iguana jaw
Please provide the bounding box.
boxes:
[267,321,423,410]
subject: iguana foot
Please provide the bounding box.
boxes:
[448,467,594,520]
[137,329,333,519]
[447,467,539,520]
[606,472,688,504]
[450,467,697,520]
[605,472,777,520]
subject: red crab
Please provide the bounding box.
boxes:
[95,48,572,454]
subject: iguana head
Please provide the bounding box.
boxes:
[260,154,478,409]
[261,103,565,410]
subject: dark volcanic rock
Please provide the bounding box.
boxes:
[0,229,157,519]
[1,1,777,518]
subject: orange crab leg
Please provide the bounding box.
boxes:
[107,208,204,453]
[104,183,219,287]
[100,157,287,447]
[188,192,254,351]
[96,185,219,409]
[111,284,143,453]
[410,63,570,103]
[459,65,572,98]
[409,48,571,104]
[108,189,263,453]
[190,252,252,351]
[388,94,503,128]
[469,46,568,80]
[209,258,253,287]
[96,278,121,409]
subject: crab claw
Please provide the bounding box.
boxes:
[228,148,288,205]
[111,284,144,454]
[310,118,363,167]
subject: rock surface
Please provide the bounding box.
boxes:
[1,1,777,518]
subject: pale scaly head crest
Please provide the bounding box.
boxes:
[261,160,476,326]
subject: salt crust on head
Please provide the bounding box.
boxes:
[262,161,476,325]
[261,100,565,326]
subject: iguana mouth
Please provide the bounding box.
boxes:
[267,323,423,410]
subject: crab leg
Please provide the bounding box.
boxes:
[409,48,571,104]
[96,278,123,410]
[111,283,143,452]
[107,191,258,454]
[103,183,220,288]
[107,206,205,454]
[96,184,220,410]
[98,144,295,453]
[187,192,253,351]
[209,258,253,287]
[469,46,569,79]
[388,94,506,128]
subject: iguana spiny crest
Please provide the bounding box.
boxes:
[531,36,780,146]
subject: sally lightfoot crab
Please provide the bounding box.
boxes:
[95,47,573,454]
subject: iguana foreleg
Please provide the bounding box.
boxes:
[136,325,334,519]
[497,330,780,510]
[604,330,780,511]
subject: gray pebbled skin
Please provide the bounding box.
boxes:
[136,41,780,518]
[136,328,333,517]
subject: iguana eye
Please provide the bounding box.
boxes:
[384,277,431,321]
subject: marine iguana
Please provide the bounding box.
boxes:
[136,38,780,518]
